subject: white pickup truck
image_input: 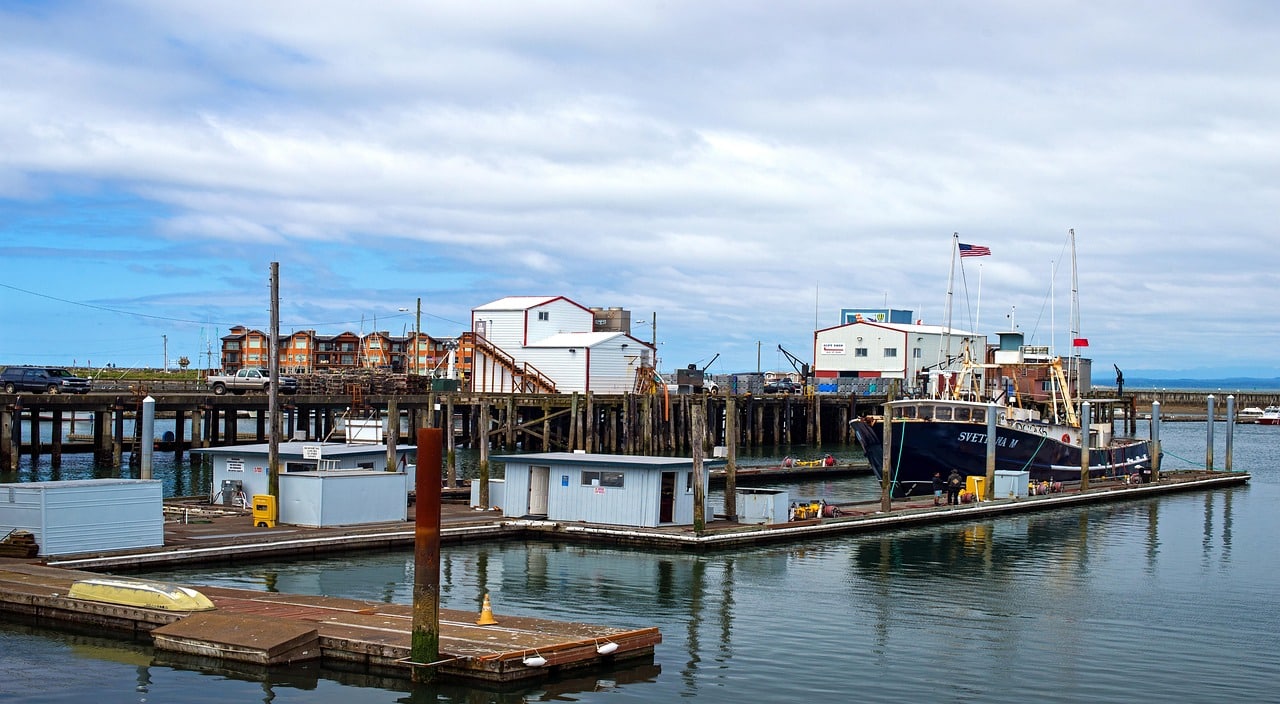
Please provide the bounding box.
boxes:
[206,368,299,395]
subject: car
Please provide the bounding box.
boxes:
[763,378,800,394]
[0,366,93,394]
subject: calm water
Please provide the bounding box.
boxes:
[3,421,1278,703]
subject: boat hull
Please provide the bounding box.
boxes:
[851,418,1154,498]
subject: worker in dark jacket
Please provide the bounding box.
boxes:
[932,472,946,506]
[946,469,964,505]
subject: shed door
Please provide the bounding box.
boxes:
[659,471,677,523]
[528,465,550,516]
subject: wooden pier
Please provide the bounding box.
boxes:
[1,390,870,471]
[0,561,659,685]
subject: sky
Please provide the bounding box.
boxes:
[2,1,1278,380]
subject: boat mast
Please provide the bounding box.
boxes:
[940,233,959,376]
[1069,229,1080,397]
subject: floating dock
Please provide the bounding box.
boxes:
[0,468,1248,686]
[0,562,659,684]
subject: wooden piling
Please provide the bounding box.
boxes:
[724,394,737,520]
[2,407,14,471]
[51,410,62,467]
[112,403,124,472]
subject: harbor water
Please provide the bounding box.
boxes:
[3,421,1279,703]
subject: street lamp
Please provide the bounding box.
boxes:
[397,298,422,374]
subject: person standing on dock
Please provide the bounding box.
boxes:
[946,469,963,505]
[932,472,945,506]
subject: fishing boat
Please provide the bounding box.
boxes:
[849,231,1156,498]
[1258,406,1280,425]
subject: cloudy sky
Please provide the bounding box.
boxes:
[1,1,1277,379]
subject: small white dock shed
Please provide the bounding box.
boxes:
[194,441,415,508]
[493,452,724,527]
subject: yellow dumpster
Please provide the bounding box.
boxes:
[965,475,986,502]
[252,494,277,528]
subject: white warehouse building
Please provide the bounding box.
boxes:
[813,319,986,395]
[470,296,654,395]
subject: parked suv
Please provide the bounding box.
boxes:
[0,366,93,394]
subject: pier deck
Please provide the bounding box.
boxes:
[0,561,659,684]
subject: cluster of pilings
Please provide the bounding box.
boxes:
[1,391,870,471]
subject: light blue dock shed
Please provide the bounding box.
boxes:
[493,452,724,527]
[0,479,164,556]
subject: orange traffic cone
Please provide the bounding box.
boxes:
[476,593,498,625]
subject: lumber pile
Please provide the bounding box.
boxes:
[0,531,39,558]
[294,370,431,395]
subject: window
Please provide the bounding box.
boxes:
[225,341,241,351]
[247,354,260,362]
[248,338,262,348]
[368,339,381,349]
[537,311,550,321]
[883,348,898,358]
[913,347,922,359]
[935,406,953,421]
[855,348,869,357]
[340,354,355,365]
[581,470,625,488]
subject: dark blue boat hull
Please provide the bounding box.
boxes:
[851,419,1155,498]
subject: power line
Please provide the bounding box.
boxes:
[0,281,464,330]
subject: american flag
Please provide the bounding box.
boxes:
[958,242,991,257]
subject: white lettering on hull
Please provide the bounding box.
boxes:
[957,431,1018,448]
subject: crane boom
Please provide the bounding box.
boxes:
[776,345,810,377]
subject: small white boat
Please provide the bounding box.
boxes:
[1238,407,1265,423]
[1258,406,1280,426]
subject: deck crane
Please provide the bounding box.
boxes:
[777,345,810,379]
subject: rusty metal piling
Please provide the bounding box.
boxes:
[411,427,443,682]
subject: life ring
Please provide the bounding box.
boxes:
[1061,433,1070,442]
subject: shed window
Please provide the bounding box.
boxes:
[581,470,624,488]
[855,348,868,357]
[883,347,898,358]
[538,311,550,321]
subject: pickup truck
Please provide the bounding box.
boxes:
[207,368,298,395]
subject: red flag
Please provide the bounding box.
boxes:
[1072,338,1089,347]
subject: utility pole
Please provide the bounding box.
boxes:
[416,297,422,376]
[268,262,280,497]
[162,335,168,373]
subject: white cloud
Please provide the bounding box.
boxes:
[0,1,1278,376]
